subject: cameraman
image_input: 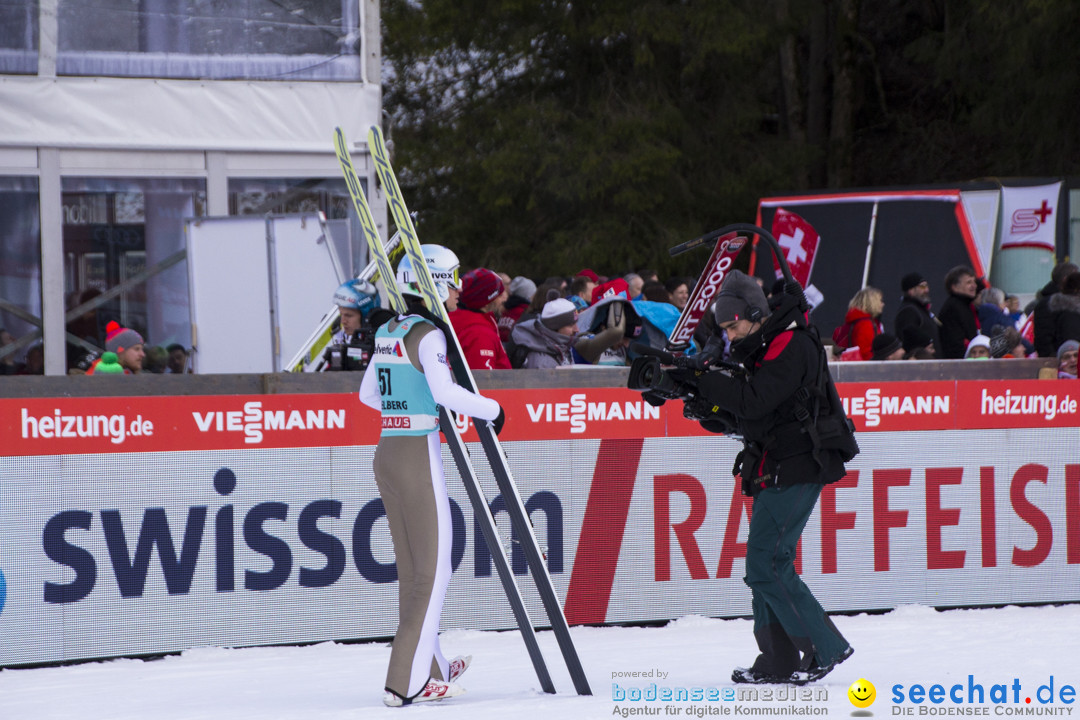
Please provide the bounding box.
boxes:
[692,270,853,685]
[323,279,392,372]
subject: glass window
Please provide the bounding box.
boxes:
[0,0,38,75]
[61,177,206,373]
[228,176,361,276]
[0,177,42,375]
[57,1,362,81]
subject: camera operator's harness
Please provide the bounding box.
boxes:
[731,322,858,495]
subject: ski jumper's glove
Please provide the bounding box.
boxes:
[490,405,506,435]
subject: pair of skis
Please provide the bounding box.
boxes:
[334,126,591,696]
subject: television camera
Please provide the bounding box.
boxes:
[627,339,745,435]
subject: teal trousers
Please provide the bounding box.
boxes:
[745,483,850,675]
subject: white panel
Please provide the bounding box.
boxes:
[961,189,1002,274]
[224,152,359,175]
[269,214,345,371]
[60,149,206,173]
[0,76,381,153]
[185,216,274,373]
[0,147,38,171]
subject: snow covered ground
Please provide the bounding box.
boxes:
[1,604,1077,719]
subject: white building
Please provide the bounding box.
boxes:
[0,0,384,375]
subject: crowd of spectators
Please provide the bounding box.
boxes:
[1,307,191,376]
[445,258,1080,379]
[6,260,1080,378]
[444,266,692,371]
[821,261,1080,378]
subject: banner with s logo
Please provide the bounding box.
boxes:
[999,182,1061,251]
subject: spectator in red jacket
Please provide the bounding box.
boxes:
[449,268,511,370]
[834,287,884,360]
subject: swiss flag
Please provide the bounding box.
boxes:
[771,208,820,288]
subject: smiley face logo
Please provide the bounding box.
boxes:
[848,678,876,708]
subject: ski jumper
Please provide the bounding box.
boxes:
[358,314,499,702]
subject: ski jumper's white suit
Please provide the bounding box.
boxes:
[358,314,500,702]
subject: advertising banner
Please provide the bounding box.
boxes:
[1,380,1078,666]
[999,182,1062,251]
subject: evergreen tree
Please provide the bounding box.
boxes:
[382,0,1079,279]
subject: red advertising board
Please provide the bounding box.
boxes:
[2,379,1078,457]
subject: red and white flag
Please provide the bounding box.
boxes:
[770,208,820,288]
[999,182,1061,252]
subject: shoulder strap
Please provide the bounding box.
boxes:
[848,315,873,346]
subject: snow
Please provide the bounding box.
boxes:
[2,603,1078,719]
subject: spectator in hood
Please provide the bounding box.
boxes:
[1047,270,1080,353]
[511,298,580,369]
[1057,340,1079,379]
[448,269,511,370]
[1033,262,1079,357]
[964,334,991,359]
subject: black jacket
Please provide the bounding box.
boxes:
[937,292,980,359]
[696,299,847,488]
[1047,292,1080,353]
[893,295,942,356]
[1033,280,1061,357]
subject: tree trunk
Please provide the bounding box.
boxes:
[806,0,829,187]
[828,0,858,188]
[776,0,809,187]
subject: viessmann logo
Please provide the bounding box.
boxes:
[525,393,660,434]
[192,401,346,444]
[841,388,950,428]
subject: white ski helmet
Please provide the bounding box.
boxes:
[395,244,460,302]
[332,279,380,318]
